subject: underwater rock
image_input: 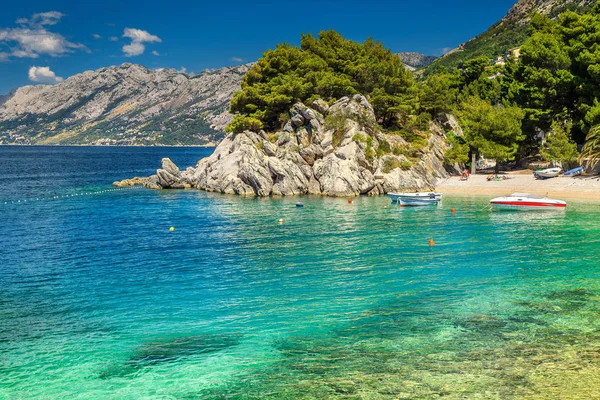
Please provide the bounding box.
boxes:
[99,333,241,379]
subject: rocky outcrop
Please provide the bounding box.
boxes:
[502,0,595,23]
[116,95,453,197]
[397,52,438,69]
[0,63,252,145]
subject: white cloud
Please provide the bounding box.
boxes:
[178,67,186,73]
[28,66,63,84]
[151,50,160,56]
[18,11,65,28]
[123,28,160,43]
[231,57,244,63]
[121,28,161,57]
[439,47,453,56]
[0,11,87,60]
[92,33,102,39]
[109,36,119,42]
[122,42,145,57]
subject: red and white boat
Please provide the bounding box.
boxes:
[489,193,567,209]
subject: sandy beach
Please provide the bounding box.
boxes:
[437,171,600,201]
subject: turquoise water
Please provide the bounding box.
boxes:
[2,147,600,399]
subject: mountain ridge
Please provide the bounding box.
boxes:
[423,0,597,74]
[0,63,252,145]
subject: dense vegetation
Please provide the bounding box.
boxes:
[423,1,595,76]
[228,30,415,132]
[228,3,600,171]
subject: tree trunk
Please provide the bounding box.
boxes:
[471,151,477,174]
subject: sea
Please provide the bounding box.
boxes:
[1,145,600,399]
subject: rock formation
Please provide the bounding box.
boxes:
[116,95,453,197]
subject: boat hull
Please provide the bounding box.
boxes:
[399,199,440,206]
[490,194,567,209]
[490,201,567,209]
[533,168,561,179]
[388,192,442,207]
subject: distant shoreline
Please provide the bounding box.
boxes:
[437,171,600,201]
[0,144,216,148]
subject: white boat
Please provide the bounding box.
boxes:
[533,167,561,179]
[489,193,567,209]
[388,192,442,206]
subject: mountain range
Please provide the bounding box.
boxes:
[0,63,251,145]
[0,0,593,145]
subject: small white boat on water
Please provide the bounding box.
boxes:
[388,192,442,206]
[533,167,561,179]
[490,193,567,209]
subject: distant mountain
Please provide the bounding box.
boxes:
[423,0,597,74]
[397,52,437,70]
[0,63,252,145]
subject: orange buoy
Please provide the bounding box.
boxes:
[451,208,456,214]
[429,238,435,247]
[348,199,353,204]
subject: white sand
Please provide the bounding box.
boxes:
[436,171,600,201]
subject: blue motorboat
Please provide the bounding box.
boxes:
[564,166,584,176]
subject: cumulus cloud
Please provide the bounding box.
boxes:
[92,33,102,39]
[122,28,161,57]
[28,66,63,84]
[231,57,244,63]
[0,11,87,60]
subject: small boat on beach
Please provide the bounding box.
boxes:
[489,193,567,209]
[388,192,442,206]
[533,167,561,179]
[564,166,584,176]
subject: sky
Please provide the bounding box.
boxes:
[0,0,517,94]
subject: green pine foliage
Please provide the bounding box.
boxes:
[458,96,525,163]
[540,121,579,164]
[228,30,416,131]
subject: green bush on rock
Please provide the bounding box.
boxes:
[228,30,416,132]
[225,115,264,134]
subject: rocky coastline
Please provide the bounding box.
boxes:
[114,95,457,197]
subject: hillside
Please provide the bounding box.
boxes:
[398,52,437,70]
[423,0,596,75]
[0,63,251,145]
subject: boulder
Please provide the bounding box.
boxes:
[310,99,329,115]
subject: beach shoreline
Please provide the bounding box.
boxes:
[436,171,600,201]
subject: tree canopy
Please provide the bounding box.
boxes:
[228,30,416,132]
[458,96,525,163]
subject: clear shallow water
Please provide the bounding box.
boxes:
[1,146,600,399]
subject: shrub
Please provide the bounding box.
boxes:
[352,133,367,143]
[377,139,392,157]
[225,115,263,134]
[382,158,402,173]
[401,161,413,170]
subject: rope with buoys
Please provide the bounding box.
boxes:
[1,185,143,207]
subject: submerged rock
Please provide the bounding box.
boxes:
[125,95,453,196]
[99,334,241,379]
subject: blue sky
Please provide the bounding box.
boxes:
[0,0,517,94]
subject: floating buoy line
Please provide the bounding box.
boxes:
[2,186,143,206]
